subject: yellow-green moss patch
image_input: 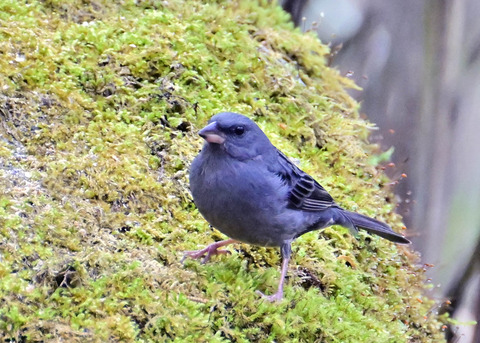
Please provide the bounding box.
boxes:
[0,0,445,341]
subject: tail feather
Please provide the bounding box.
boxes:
[342,210,410,244]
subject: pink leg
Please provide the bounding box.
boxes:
[256,256,290,302]
[181,239,238,264]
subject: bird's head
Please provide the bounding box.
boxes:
[198,112,273,160]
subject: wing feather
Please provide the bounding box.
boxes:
[272,150,336,211]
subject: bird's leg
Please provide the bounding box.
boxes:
[256,242,291,302]
[256,256,290,302]
[181,239,238,264]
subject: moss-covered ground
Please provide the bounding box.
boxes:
[0,0,446,341]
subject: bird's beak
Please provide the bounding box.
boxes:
[199,121,226,144]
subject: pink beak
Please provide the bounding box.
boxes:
[199,121,226,144]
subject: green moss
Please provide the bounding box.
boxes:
[0,0,446,341]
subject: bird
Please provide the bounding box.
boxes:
[183,112,410,302]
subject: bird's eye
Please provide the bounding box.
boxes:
[233,125,245,136]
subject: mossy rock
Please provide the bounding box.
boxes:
[0,0,446,342]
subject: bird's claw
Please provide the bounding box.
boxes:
[255,290,284,302]
[181,245,232,264]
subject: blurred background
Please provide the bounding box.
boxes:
[281,1,480,342]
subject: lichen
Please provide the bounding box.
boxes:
[0,0,446,342]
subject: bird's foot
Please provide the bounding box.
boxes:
[255,289,284,302]
[181,239,236,264]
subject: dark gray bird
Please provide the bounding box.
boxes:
[184,112,410,301]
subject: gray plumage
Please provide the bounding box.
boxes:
[185,112,409,301]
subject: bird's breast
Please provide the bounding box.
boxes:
[190,154,292,246]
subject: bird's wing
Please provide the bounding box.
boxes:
[272,150,337,211]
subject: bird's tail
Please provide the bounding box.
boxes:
[341,210,410,244]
